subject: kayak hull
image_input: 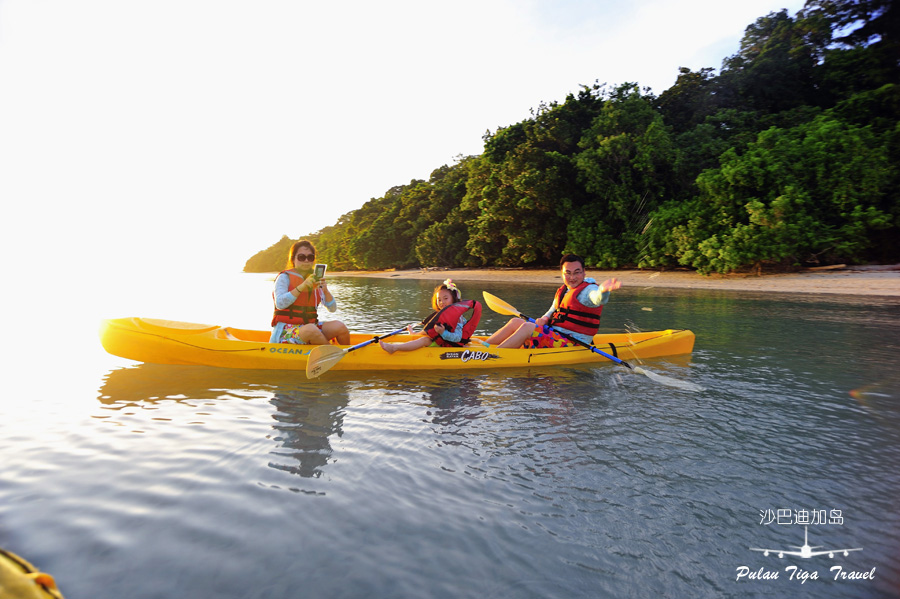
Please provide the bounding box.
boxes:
[100,317,695,372]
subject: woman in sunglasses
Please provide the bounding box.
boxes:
[269,240,349,345]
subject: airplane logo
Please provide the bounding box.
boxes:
[751,526,862,559]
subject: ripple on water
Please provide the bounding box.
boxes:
[4,282,900,599]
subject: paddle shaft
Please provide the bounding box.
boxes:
[481,292,704,390]
[547,322,633,369]
[306,327,411,378]
[514,311,634,369]
[346,327,408,353]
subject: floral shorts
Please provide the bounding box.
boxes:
[524,326,577,349]
[277,323,322,344]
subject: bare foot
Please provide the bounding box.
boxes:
[379,340,397,354]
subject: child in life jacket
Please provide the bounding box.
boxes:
[379,279,482,354]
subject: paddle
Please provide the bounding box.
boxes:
[306,327,409,379]
[482,291,702,391]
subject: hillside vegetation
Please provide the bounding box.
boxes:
[246,0,899,275]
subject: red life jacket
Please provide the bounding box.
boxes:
[271,270,321,326]
[548,281,603,336]
[422,300,482,347]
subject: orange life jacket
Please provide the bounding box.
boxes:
[271,270,321,326]
[548,281,603,336]
[423,300,482,347]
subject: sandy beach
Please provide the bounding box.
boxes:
[336,265,900,297]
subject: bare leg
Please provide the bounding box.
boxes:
[485,318,527,345]
[380,335,433,354]
[320,320,350,345]
[298,323,329,345]
[496,321,536,348]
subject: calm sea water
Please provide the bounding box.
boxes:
[1,274,899,599]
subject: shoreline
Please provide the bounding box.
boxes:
[332,266,900,297]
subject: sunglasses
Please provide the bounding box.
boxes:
[294,254,316,262]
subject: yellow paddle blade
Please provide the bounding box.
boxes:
[305,344,347,379]
[482,291,522,317]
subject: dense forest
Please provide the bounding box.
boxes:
[245,0,899,275]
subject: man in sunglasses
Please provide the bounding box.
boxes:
[269,240,350,345]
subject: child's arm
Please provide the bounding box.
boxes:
[439,320,465,344]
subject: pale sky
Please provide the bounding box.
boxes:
[0,0,806,280]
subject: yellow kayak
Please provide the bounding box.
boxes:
[100,317,695,372]
[0,548,63,599]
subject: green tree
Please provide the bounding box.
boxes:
[466,143,574,266]
[801,0,899,50]
[717,10,821,114]
[349,183,426,269]
[459,155,506,266]
[658,113,895,273]
[801,0,900,104]
[571,84,677,268]
[466,88,604,265]
[415,206,472,266]
[656,67,719,133]
[413,159,474,267]
[243,235,295,272]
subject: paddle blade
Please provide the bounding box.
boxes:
[482,292,522,318]
[305,345,347,379]
[633,366,704,392]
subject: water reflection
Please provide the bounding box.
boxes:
[267,385,349,480]
[97,364,352,483]
[97,364,274,405]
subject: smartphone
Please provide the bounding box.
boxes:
[314,263,327,279]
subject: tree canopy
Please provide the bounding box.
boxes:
[246,0,899,275]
